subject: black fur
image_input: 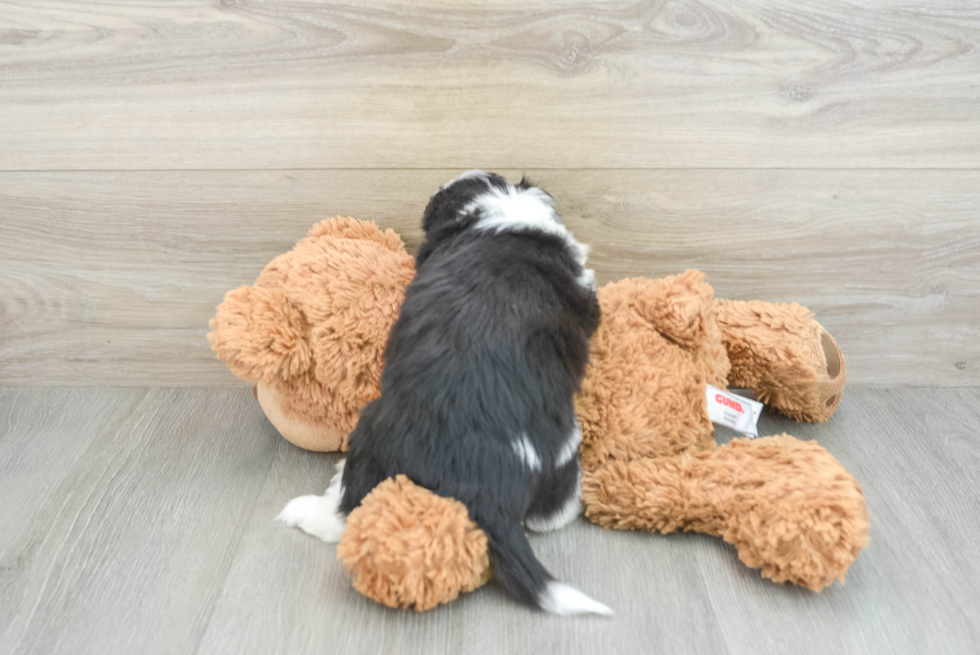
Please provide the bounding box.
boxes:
[339,172,599,610]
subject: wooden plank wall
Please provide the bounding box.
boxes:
[0,1,978,386]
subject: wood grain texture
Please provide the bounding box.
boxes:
[1,1,978,170]
[0,388,278,655]
[0,387,146,638]
[2,169,978,386]
[3,387,978,654]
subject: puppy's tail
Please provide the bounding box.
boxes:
[473,508,613,616]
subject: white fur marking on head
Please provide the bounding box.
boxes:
[470,185,559,236]
[512,433,542,472]
[526,468,582,532]
[469,183,591,274]
[539,581,614,616]
[277,459,347,543]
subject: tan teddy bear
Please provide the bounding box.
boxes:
[209,218,867,611]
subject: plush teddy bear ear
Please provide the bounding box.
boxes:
[596,270,732,385]
[207,285,312,385]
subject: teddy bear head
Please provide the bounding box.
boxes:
[207,217,415,451]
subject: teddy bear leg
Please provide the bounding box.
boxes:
[582,435,869,591]
[277,460,347,543]
[714,299,846,422]
[337,476,492,611]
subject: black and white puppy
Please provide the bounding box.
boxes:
[278,171,609,615]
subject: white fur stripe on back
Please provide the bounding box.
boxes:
[512,433,542,471]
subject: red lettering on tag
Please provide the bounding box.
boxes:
[715,394,743,413]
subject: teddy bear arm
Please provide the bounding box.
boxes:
[715,299,847,422]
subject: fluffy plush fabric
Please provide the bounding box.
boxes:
[210,218,868,608]
[582,435,869,591]
[715,299,847,422]
[576,271,730,472]
[337,475,491,611]
[328,268,866,606]
[208,218,415,451]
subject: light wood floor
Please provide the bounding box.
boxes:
[1,387,978,655]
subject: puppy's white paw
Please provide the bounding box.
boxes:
[277,459,347,543]
[277,494,345,543]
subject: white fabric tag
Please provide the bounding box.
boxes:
[705,384,763,437]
